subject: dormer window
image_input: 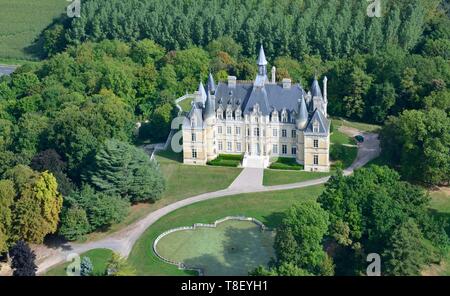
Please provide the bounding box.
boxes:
[313,121,320,133]
[281,110,288,123]
[226,105,233,120]
[235,109,241,120]
[191,117,197,128]
[271,110,279,122]
[217,107,224,120]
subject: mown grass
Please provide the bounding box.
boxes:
[45,249,113,276]
[331,130,357,146]
[0,0,67,60]
[127,185,325,275]
[263,169,331,186]
[332,117,381,133]
[178,98,194,112]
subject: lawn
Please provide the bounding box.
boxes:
[155,220,275,275]
[331,130,357,146]
[263,169,331,186]
[78,148,242,242]
[127,185,324,275]
[45,249,113,276]
[0,0,67,60]
[178,97,194,112]
[332,117,381,133]
[422,188,450,276]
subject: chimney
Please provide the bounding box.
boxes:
[228,76,237,88]
[271,66,276,84]
[282,78,291,89]
[323,76,328,102]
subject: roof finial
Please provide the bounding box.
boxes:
[257,43,268,66]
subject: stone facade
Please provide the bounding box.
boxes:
[182,46,330,172]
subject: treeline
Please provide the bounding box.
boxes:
[39,0,449,124]
[45,0,437,60]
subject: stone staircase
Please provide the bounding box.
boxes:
[242,155,269,168]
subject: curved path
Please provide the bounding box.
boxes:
[36,128,380,274]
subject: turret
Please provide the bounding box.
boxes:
[311,76,323,98]
[257,45,268,76]
[296,95,308,130]
[196,81,207,105]
[204,86,215,123]
[207,72,216,94]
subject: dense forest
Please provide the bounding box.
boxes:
[0,0,449,274]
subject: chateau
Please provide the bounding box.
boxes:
[182,46,330,172]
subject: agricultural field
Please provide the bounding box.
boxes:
[0,0,66,61]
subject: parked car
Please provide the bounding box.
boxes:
[355,135,364,143]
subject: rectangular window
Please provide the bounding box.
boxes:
[254,128,260,137]
[191,133,196,142]
[292,147,297,155]
[314,139,319,148]
[192,149,197,159]
[282,129,287,138]
[227,126,232,135]
[227,142,232,151]
[314,155,319,165]
[282,145,287,155]
[235,127,241,135]
[273,144,278,154]
[236,142,242,152]
[291,130,296,138]
[218,126,222,134]
[218,142,223,151]
[273,129,278,137]
[247,128,250,136]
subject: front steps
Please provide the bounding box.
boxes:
[242,155,269,168]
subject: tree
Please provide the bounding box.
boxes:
[30,149,75,196]
[130,39,165,65]
[106,252,135,276]
[87,139,165,203]
[80,256,94,276]
[274,200,332,275]
[0,180,15,252]
[9,240,37,276]
[317,166,448,275]
[7,166,63,244]
[383,219,433,276]
[147,103,175,142]
[59,206,91,241]
[65,185,129,232]
[380,108,450,185]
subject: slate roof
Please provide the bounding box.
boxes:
[214,82,306,116]
[304,108,329,134]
